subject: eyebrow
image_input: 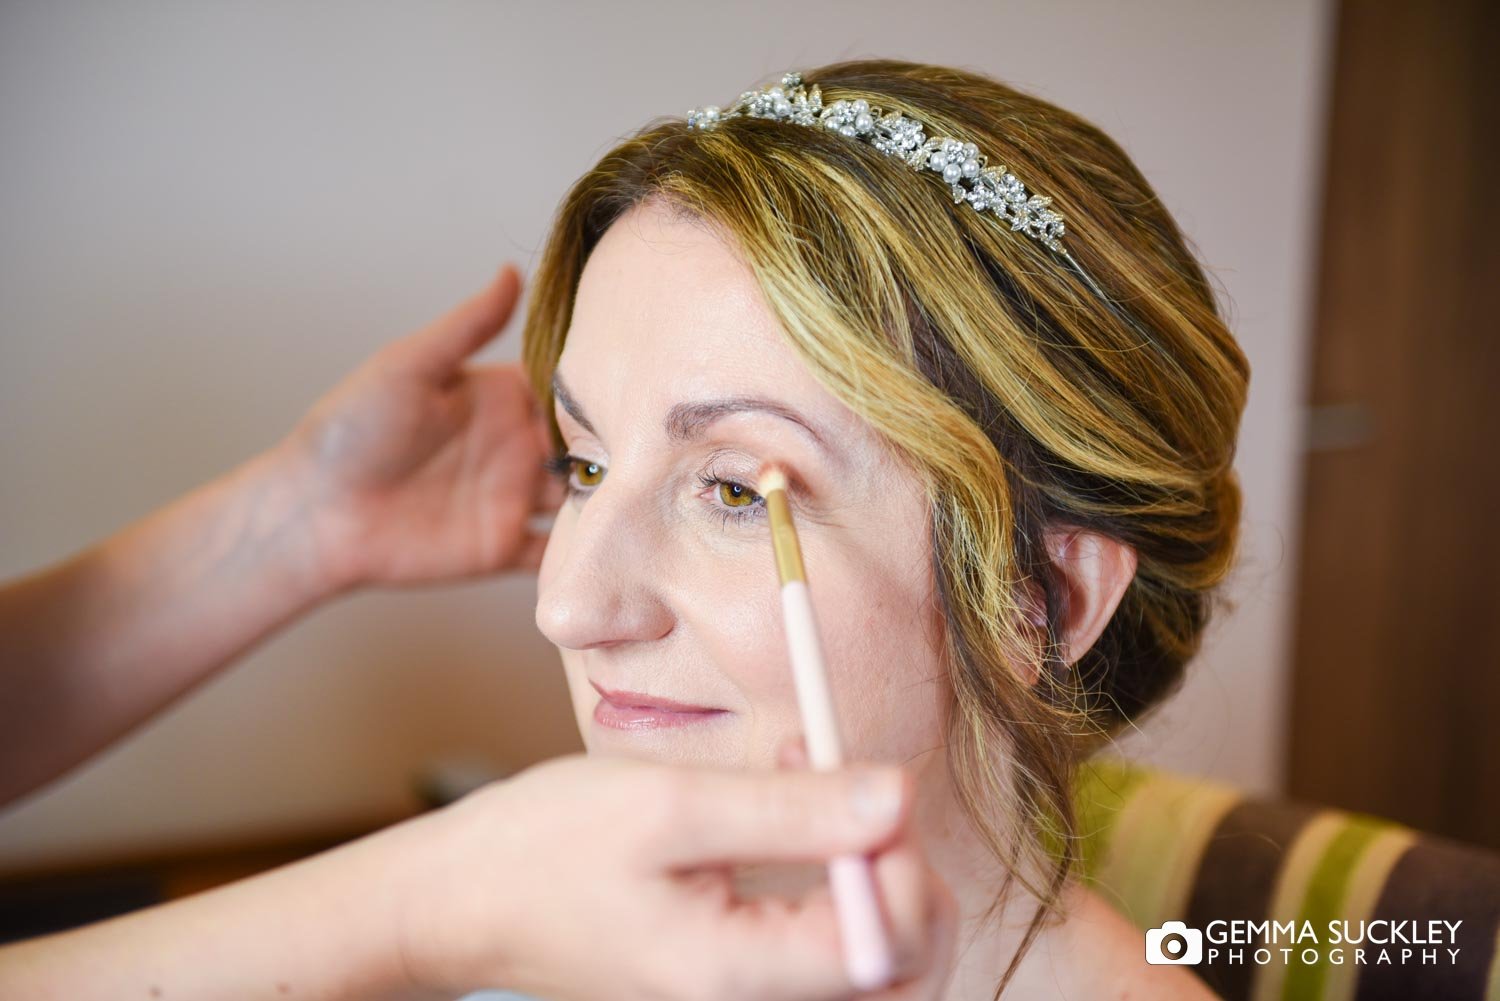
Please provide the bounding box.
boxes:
[551,372,829,452]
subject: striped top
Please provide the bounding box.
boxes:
[1075,756,1500,1001]
[450,758,1500,1001]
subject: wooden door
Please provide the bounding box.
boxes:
[1288,0,1500,849]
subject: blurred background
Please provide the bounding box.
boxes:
[1,0,1494,944]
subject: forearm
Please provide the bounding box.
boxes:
[0,817,443,1000]
[0,441,348,806]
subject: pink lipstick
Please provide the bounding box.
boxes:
[589,680,729,731]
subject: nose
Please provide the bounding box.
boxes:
[535,480,674,651]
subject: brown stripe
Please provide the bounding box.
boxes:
[1184,797,1321,1001]
[1352,836,1500,1001]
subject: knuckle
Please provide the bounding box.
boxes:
[758,775,814,837]
[700,959,740,1001]
[650,766,698,838]
[660,944,734,1001]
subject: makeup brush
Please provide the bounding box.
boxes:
[757,463,896,992]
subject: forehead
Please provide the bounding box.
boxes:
[560,200,814,399]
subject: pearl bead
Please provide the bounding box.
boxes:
[704,105,720,122]
[768,86,784,99]
[943,162,962,183]
[840,124,856,137]
[854,112,873,131]
[962,158,980,177]
[774,97,791,116]
[929,151,948,169]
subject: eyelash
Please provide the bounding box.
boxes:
[543,450,768,528]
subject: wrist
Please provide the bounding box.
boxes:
[386,784,531,996]
[328,816,460,1000]
[256,435,365,602]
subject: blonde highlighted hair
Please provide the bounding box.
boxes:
[522,58,1248,996]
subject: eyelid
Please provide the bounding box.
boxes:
[698,445,812,493]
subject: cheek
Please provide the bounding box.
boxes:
[812,562,948,765]
[677,547,792,699]
[665,539,809,766]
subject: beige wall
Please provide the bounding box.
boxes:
[0,0,1334,871]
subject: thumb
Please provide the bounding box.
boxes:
[393,262,523,380]
[649,764,910,870]
[776,733,809,770]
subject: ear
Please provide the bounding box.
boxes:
[1027,528,1138,668]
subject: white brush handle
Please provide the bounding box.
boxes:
[780,580,896,991]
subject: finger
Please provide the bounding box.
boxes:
[867,825,932,984]
[840,827,959,1000]
[777,733,810,770]
[858,840,960,996]
[868,861,960,1000]
[927,876,961,995]
[703,882,851,1000]
[650,764,911,870]
[394,263,523,379]
[695,842,955,1001]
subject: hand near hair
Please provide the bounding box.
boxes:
[0,266,563,806]
[283,262,563,594]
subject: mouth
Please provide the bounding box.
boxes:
[589,680,730,731]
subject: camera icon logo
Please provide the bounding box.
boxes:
[1145,921,1204,965]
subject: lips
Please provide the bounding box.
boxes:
[589,680,722,713]
[589,680,729,731]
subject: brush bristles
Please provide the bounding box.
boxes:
[758,466,788,496]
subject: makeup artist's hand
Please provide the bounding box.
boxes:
[393,748,958,1001]
[775,736,961,1001]
[279,262,563,594]
[0,748,957,1000]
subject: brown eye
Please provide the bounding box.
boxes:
[574,459,604,487]
[717,480,758,508]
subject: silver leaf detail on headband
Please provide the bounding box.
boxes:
[687,71,1108,301]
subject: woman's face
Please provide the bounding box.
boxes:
[535,198,949,771]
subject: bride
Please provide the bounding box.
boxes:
[522,57,1245,1000]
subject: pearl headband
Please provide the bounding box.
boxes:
[686,71,1109,301]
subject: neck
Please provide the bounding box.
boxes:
[734,755,1086,999]
[910,752,1071,999]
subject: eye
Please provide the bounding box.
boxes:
[698,470,766,528]
[717,481,757,508]
[543,451,605,495]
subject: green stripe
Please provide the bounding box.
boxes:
[1072,756,1153,881]
[1104,775,1224,929]
[1281,815,1393,1001]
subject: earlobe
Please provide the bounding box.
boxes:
[1042,528,1138,667]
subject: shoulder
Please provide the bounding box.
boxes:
[1051,883,1220,1000]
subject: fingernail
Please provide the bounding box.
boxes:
[848,769,904,827]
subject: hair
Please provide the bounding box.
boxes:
[521,58,1248,996]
